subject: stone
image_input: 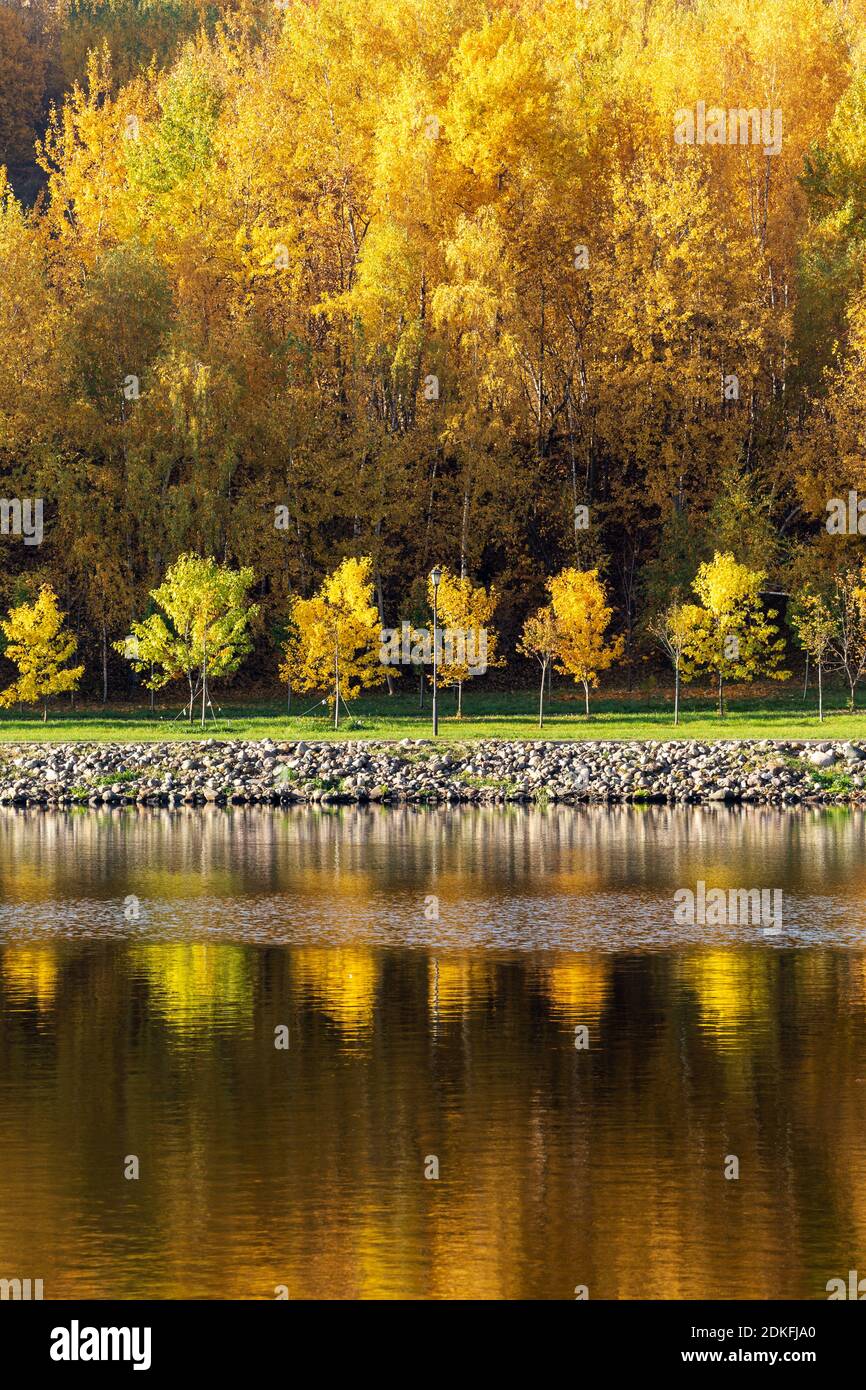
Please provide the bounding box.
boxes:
[0,736,862,810]
[809,750,837,768]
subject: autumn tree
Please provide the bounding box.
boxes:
[518,604,562,729]
[647,602,700,727]
[681,553,788,717]
[829,568,866,711]
[790,585,838,721]
[70,242,172,418]
[0,5,46,174]
[548,568,623,717]
[281,556,385,729]
[0,175,62,452]
[0,0,858,692]
[426,568,503,717]
[0,585,84,721]
[118,554,258,725]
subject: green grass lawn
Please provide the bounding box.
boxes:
[1,683,865,743]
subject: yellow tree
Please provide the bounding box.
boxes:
[548,567,623,717]
[0,585,84,722]
[829,567,866,711]
[0,0,857,687]
[0,174,63,452]
[0,4,46,169]
[426,567,502,717]
[790,585,838,722]
[281,556,385,729]
[517,604,562,729]
[647,601,702,727]
[684,552,788,717]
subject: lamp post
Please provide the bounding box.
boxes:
[430,565,441,737]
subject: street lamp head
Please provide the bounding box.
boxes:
[430,565,442,588]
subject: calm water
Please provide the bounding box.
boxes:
[1,804,866,1300]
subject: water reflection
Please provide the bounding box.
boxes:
[2,803,866,948]
[0,807,864,1298]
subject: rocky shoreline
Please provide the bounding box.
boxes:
[0,737,864,809]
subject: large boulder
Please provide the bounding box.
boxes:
[809,749,837,768]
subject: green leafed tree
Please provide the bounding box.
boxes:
[790,584,838,721]
[117,553,259,725]
[829,566,866,711]
[683,553,789,717]
[126,54,222,196]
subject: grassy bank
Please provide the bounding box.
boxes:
[1,685,865,743]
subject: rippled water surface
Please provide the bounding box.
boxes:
[1,804,865,1298]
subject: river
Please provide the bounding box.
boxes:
[1,804,864,1298]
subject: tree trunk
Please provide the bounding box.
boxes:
[42,701,47,723]
[583,680,589,718]
[538,279,545,461]
[375,568,394,696]
[538,661,546,729]
[802,652,809,701]
[818,659,823,723]
[460,490,470,578]
[101,619,108,706]
[200,646,207,729]
[457,681,463,718]
[419,670,424,709]
[674,662,680,727]
[718,668,724,718]
[334,643,340,730]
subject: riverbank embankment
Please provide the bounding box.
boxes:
[0,738,863,808]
